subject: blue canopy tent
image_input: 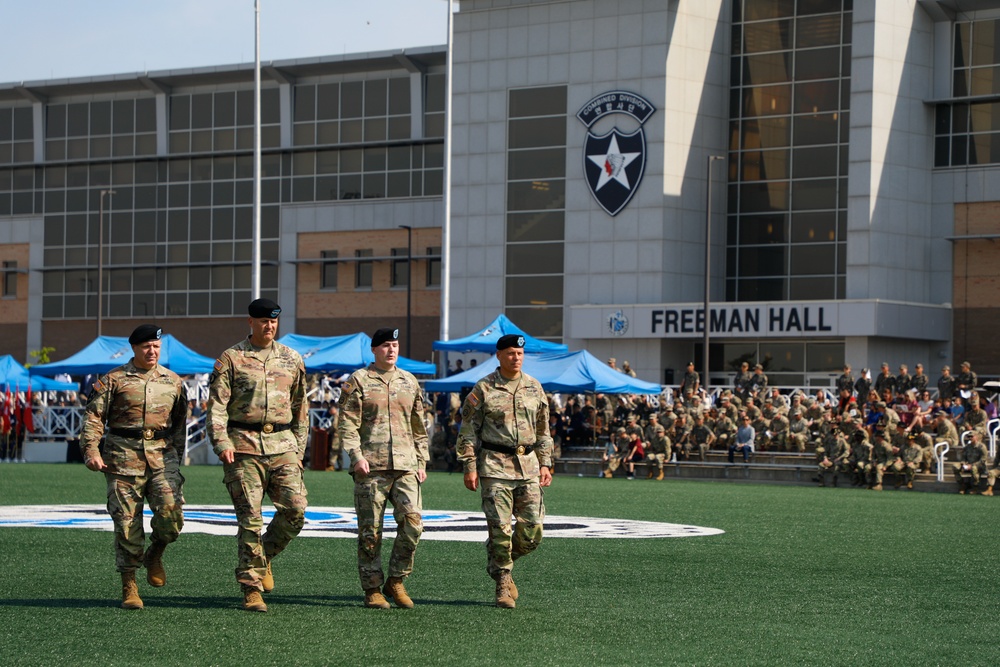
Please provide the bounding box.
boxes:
[433,314,568,355]
[0,355,78,392]
[29,335,216,377]
[278,333,436,376]
[425,350,662,395]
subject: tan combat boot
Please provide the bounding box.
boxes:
[364,587,391,609]
[508,572,518,601]
[261,560,274,593]
[983,486,994,496]
[871,484,882,491]
[656,469,664,481]
[494,571,515,609]
[143,540,167,587]
[242,585,268,613]
[383,577,414,609]
[646,469,654,479]
[121,571,143,610]
[603,469,612,478]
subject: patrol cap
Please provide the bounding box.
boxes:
[961,361,971,368]
[942,365,950,371]
[616,427,626,434]
[654,425,665,433]
[754,363,763,370]
[371,327,399,347]
[129,324,162,345]
[496,334,525,351]
[248,298,281,319]
[875,401,886,409]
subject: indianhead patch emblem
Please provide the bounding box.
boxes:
[577,91,656,217]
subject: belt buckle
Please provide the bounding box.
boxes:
[143,428,154,440]
[516,445,525,455]
[262,423,274,434]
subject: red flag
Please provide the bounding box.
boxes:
[24,385,34,433]
[1,387,9,435]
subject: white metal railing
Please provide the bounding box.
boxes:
[183,413,209,460]
[934,441,950,483]
[28,406,85,439]
[989,418,999,460]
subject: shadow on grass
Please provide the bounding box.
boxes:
[0,594,493,610]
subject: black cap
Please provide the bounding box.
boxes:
[129,324,162,345]
[248,298,281,319]
[371,327,399,347]
[496,334,525,351]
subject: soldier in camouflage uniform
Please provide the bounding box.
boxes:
[900,433,924,489]
[80,324,189,610]
[688,413,716,462]
[847,430,873,487]
[681,362,700,405]
[337,327,429,610]
[457,334,553,609]
[207,298,309,613]
[869,430,896,491]
[788,409,810,453]
[962,394,988,439]
[956,361,978,399]
[817,431,850,487]
[644,424,670,479]
[951,430,990,494]
[836,365,854,397]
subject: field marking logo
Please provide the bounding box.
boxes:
[608,309,629,336]
[0,505,723,541]
[578,91,656,217]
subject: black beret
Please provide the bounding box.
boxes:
[371,327,399,347]
[248,298,281,319]
[496,334,525,351]
[129,324,162,345]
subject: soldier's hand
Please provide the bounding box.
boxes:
[463,471,478,491]
[539,465,553,487]
[354,459,370,476]
[219,449,235,464]
[416,469,427,483]
[85,455,107,472]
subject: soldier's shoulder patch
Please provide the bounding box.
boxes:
[466,392,480,408]
[214,358,224,372]
[461,403,474,420]
[92,377,107,394]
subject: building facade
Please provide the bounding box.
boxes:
[1,0,999,386]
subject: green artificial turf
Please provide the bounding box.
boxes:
[0,463,995,666]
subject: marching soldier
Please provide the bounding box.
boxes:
[80,324,189,609]
[457,335,553,608]
[338,327,429,609]
[207,298,309,613]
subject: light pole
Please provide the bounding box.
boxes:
[399,225,413,358]
[97,188,116,337]
[703,155,724,395]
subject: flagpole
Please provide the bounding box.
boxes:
[251,0,262,300]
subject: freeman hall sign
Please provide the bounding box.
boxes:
[569,301,952,341]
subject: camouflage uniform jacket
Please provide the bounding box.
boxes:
[850,440,873,465]
[81,360,189,475]
[828,435,851,464]
[935,419,959,448]
[646,434,670,455]
[957,441,989,468]
[337,364,429,472]
[963,407,988,436]
[207,338,308,459]
[456,369,553,480]
[872,440,895,465]
[902,443,923,465]
[911,373,928,394]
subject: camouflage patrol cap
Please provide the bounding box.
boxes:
[371,327,399,347]
[654,425,665,432]
[128,324,162,345]
[497,334,525,350]
[754,363,763,370]
[248,298,281,319]
[616,427,626,434]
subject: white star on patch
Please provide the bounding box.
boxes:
[587,134,640,191]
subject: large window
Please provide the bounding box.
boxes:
[936,19,1000,167]
[696,339,845,387]
[505,86,566,340]
[727,0,851,301]
[0,106,33,165]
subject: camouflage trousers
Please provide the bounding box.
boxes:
[353,470,423,590]
[223,453,308,590]
[645,453,666,470]
[952,462,987,485]
[480,477,544,578]
[788,433,808,453]
[105,467,184,573]
[872,460,904,486]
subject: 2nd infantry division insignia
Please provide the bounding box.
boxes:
[577,91,656,217]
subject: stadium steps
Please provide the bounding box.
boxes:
[555,447,961,493]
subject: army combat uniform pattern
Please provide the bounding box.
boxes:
[81,361,189,572]
[456,369,554,578]
[207,337,309,590]
[337,364,429,591]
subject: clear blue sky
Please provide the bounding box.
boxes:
[2,0,451,84]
